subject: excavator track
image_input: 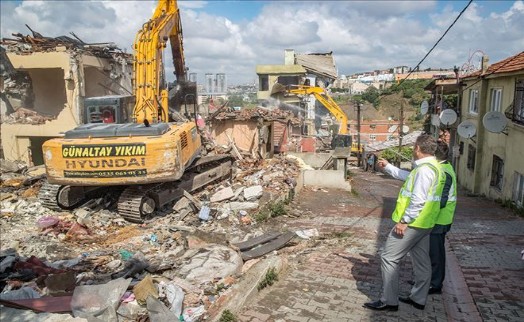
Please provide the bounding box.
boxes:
[116,154,232,223]
[38,182,63,212]
[117,185,158,223]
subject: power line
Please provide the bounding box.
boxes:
[398,0,474,86]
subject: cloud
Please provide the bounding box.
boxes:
[1,0,523,84]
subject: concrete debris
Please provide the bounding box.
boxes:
[0,141,310,319]
[210,187,234,203]
[3,107,56,124]
[243,185,264,201]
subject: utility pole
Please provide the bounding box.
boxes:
[452,65,460,168]
[357,101,362,167]
[397,98,404,168]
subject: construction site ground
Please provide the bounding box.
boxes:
[236,168,524,322]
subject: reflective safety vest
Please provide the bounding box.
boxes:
[392,158,445,229]
[436,161,457,225]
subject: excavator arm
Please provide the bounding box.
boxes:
[287,85,348,135]
[133,0,190,124]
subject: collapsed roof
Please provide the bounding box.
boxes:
[295,52,337,80]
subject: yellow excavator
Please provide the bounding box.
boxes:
[274,84,362,154]
[39,0,231,222]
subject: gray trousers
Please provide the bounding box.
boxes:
[380,226,432,306]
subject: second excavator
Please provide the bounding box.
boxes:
[39,0,231,222]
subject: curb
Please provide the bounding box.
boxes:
[208,255,287,321]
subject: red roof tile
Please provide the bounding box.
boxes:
[464,51,524,78]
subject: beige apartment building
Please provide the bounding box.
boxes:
[456,51,524,208]
[1,44,132,165]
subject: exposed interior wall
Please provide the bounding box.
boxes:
[84,66,128,97]
[29,68,67,116]
[1,51,131,164]
[210,120,259,153]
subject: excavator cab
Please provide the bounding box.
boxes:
[331,134,352,150]
[84,95,134,124]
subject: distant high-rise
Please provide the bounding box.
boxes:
[189,73,197,83]
[205,73,214,94]
[216,73,226,94]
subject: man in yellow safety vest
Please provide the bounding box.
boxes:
[363,134,445,311]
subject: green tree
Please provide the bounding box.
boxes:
[362,86,380,107]
[380,146,413,162]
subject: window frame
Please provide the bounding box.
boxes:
[468,89,479,115]
[514,172,524,207]
[490,88,502,112]
[259,75,269,91]
[467,144,476,170]
[369,134,377,141]
[512,79,524,125]
[490,155,504,191]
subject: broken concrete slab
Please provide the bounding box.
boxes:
[232,232,281,251]
[222,201,259,211]
[210,187,234,203]
[243,185,263,201]
[240,231,295,261]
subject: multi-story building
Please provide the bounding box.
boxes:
[456,51,524,208]
[1,39,132,165]
[348,119,400,144]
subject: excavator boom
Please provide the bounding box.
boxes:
[287,85,348,135]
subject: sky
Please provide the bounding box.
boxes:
[1,0,523,85]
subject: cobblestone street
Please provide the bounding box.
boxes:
[237,168,524,322]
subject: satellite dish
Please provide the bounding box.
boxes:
[440,109,458,126]
[420,100,429,115]
[457,120,477,139]
[483,111,508,133]
[388,125,398,133]
[402,125,410,134]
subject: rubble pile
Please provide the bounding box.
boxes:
[0,152,305,321]
[1,25,126,58]
[212,106,298,123]
[2,107,56,124]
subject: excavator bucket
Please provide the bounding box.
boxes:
[270,83,287,97]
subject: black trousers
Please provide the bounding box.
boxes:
[429,224,451,290]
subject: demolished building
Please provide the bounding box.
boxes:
[0,28,133,165]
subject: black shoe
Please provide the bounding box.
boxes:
[363,300,399,311]
[398,296,425,310]
[428,287,442,295]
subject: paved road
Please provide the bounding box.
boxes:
[237,168,524,322]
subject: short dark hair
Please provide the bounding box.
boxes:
[435,140,449,161]
[415,134,438,155]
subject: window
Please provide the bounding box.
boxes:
[387,135,394,140]
[490,155,504,191]
[277,76,300,86]
[512,79,524,125]
[490,88,502,112]
[467,144,476,170]
[369,134,376,141]
[259,75,269,91]
[469,89,479,114]
[514,172,524,207]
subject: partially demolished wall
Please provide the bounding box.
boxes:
[0,28,132,165]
